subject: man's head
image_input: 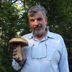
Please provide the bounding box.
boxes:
[28,5,47,18]
[28,5,48,37]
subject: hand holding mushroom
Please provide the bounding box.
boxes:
[13,49,26,66]
[9,38,28,65]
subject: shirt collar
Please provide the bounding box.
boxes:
[46,30,54,39]
[28,32,33,39]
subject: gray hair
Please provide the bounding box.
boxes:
[28,5,47,18]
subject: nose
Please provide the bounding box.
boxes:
[34,20,38,25]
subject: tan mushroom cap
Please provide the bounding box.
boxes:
[9,38,28,47]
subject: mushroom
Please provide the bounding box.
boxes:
[9,38,28,61]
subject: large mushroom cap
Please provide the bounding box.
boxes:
[9,38,28,47]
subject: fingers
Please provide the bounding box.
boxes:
[13,49,17,52]
[13,49,17,55]
[12,49,26,66]
[13,52,17,56]
[12,49,17,59]
[12,56,17,59]
[12,49,21,62]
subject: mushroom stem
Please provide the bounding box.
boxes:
[16,44,22,61]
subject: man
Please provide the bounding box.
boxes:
[12,5,69,72]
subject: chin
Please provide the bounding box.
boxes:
[35,31,44,36]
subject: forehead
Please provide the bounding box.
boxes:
[29,11,44,19]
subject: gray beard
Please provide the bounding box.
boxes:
[31,24,46,37]
[32,28,45,37]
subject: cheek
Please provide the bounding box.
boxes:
[29,23,34,28]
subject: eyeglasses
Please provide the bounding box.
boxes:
[31,38,47,59]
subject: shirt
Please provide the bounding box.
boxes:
[12,30,69,72]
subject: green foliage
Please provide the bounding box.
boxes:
[0,1,20,72]
[0,0,72,72]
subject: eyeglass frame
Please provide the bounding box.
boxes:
[31,42,47,59]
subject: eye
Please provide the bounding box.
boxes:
[30,19,35,22]
[37,18,42,21]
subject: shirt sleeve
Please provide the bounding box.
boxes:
[12,59,22,71]
[59,38,69,72]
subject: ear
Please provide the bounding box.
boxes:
[28,16,31,24]
[45,17,48,25]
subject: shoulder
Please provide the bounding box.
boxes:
[21,33,32,39]
[48,31,63,41]
[49,32,66,51]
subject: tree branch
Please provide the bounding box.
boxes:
[12,0,18,5]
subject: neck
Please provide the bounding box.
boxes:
[33,30,47,41]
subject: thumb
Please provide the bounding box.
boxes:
[21,50,24,55]
[21,50,26,61]
[21,50,25,57]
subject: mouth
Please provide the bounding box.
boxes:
[34,25,42,30]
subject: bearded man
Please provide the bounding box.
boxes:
[12,5,69,72]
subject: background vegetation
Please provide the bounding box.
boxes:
[0,0,72,72]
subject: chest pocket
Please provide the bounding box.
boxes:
[42,47,61,65]
[31,43,47,59]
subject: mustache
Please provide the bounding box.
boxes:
[34,25,42,29]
